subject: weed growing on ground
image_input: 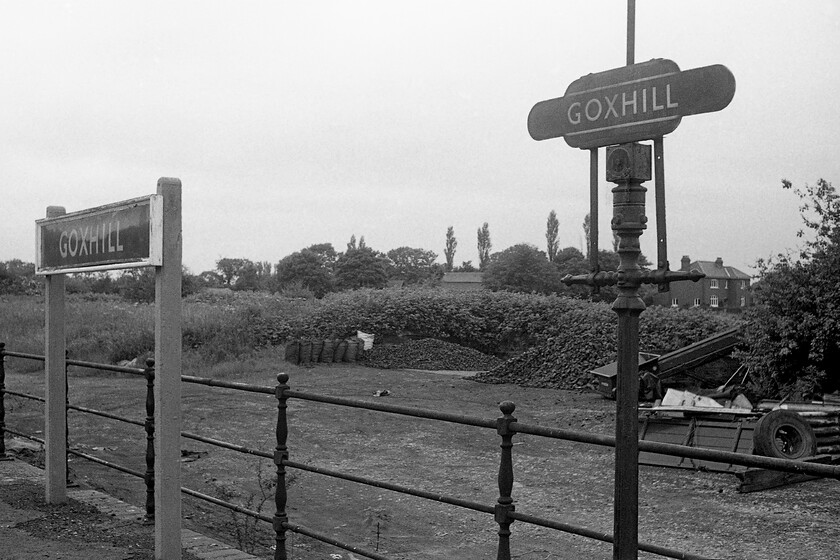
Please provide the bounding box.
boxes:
[210,456,298,554]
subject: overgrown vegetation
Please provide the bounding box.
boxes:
[737,179,840,399]
[7,248,834,399]
[0,291,312,369]
[2,289,736,379]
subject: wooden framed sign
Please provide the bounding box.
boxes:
[35,195,163,274]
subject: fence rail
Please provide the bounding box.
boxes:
[1,342,838,560]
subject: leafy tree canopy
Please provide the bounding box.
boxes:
[275,248,333,298]
[477,222,492,270]
[453,261,477,272]
[0,259,40,295]
[739,178,840,398]
[444,226,457,272]
[334,246,392,290]
[546,210,560,262]
[483,243,563,295]
[387,246,439,284]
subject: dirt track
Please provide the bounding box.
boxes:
[3,360,839,559]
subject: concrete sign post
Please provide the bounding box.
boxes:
[154,178,182,558]
[36,178,182,559]
[43,206,67,504]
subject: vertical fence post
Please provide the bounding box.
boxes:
[274,373,290,560]
[144,358,156,522]
[65,350,70,484]
[495,401,517,560]
[0,342,9,461]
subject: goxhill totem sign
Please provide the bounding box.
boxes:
[527,54,734,560]
[527,58,735,148]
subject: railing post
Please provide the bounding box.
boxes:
[274,372,290,560]
[495,401,517,560]
[0,342,9,461]
[144,358,156,522]
[65,350,70,483]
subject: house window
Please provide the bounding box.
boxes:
[710,279,719,289]
[671,298,678,307]
[741,280,747,289]
[741,297,746,307]
[693,298,701,307]
[724,280,729,289]
[710,295,719,307]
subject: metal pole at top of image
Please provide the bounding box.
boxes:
[613,2,640,559]
[627,0,635,65]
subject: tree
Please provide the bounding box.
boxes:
[197,270,224,288]
[483,244,563,295]
[306,243,338,272]
[738,178,840,398]
[444,226,457,271]
[387,246,438,285]
[582,213,591,257]
[334,246,392,290]
[232,260,269,291]
[114,266,198,302]
[214,257,268,291]
[275,249,333,298]
[0,259,40,295]
[546,210,560,262]
[477,222,492,270]
[454,261,477,272]
[553,247,588,277]
[215,258,247,287]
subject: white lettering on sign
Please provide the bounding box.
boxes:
[566,83,679,126]
[585,98,602,121]
[58,221,125,258]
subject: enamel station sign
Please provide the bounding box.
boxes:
[527,59,736,149]
[36,195,163,274]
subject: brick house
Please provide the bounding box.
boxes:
[654,256,751,311]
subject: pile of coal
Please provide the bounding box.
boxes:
[471,336,615,390]
[363,338,502,371]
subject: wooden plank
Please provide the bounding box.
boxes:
[638,418,692,468]
[639,416,758,473]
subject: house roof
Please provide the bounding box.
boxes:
[690,261,751,280]
[442,272,484,283]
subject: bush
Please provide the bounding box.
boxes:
[285,287,737,364]
[736,179,840,398]
[475,304,739,390]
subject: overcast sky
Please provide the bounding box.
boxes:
[2,1,839,276]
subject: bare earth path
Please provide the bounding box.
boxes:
[2,359,839,559]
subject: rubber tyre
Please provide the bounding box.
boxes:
[753,410,817,460]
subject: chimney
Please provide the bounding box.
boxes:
[715,257,723,267]
[681,255,690,271]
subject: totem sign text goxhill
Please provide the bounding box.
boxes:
[527,58,735,148]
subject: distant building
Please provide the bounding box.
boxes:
[653,256,751,311]
[441,271,485,291]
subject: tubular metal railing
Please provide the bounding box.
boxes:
[1,342,839,560]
